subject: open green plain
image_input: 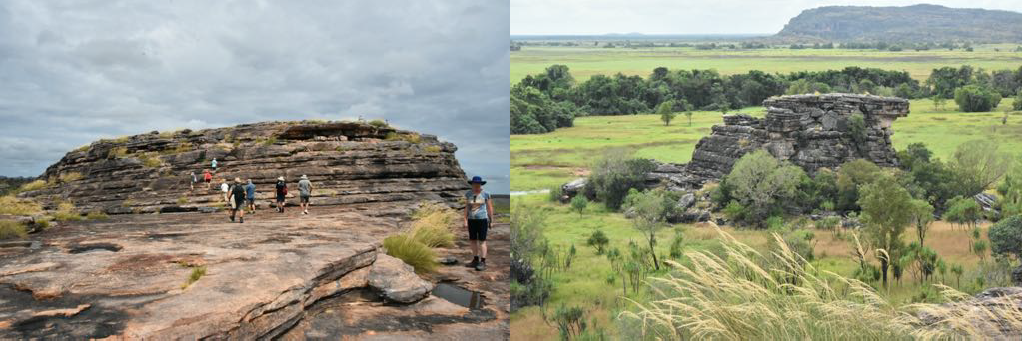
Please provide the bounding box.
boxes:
[511,45,1022,84]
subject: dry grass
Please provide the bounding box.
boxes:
[407,202,458,247]
[16,180,47,193]
[52,201,82,222]
[619,226,1022,340]
[0,221,27,240]
[58,171,83,183]
[0,195,44,216]
[383,234,438,274]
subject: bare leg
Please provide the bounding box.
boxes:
[470,240,479,257]
[480,241,488,259]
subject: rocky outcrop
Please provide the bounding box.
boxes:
[369,254,435,303]
[917,287,1022,339]
[651,94,909,189]
[17,120,469,214]
[0,203,500,339]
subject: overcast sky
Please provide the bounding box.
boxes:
[512,0,1022,35]
[0,0,510,192]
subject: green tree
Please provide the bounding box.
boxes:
[931,95,947,111]
[725,150,806,226]
[954,84,1002,112]
[835,159,882,212]
[910,199,935,246]
[586,230,609,255]
[988,215,1022,262]
[949,139,1012,196]
[997,157,1022,217]
[656,100,676,126]
[858,173,915,288]
[971,227,988,263]
[571,195,588,217]
[1013,91,1022,111]
[584,151,657,211]
[623,188,672,270]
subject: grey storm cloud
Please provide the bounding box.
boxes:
[0,0,510,192]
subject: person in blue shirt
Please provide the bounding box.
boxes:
[245,179,257,213]
[464,176,493,271]
[211,158,218,173]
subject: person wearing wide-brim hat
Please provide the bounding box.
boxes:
[275,176,288,213]
[464,176,493,271]
[297,174,313,215]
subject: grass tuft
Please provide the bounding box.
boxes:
[383,234,438,274]
[52,201,82,222]
[0,196,44,216]
[0,221,27,240]
[407,202,458,247]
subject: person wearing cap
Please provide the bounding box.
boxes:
[464,176,493,271]
[245,179,257,213]
[298,175,313,215]
[229,177,246,223]
[275,176,288,213]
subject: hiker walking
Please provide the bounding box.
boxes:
[298,175,313,215]
[464,176,493,271]
[220,179,231,218]
[211,158,218,173]
[275,176,288,213]
[245,179,256,213]
[203,170,213,190]
[190,172,197,191]
[229,178,246,223]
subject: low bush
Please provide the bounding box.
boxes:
[86,210,109,220]
[383,234,438,274]
[0,195,43,216]
[52,201,82,222]
[0,221,27,240]
[58,172,83,183]
[17,180,47,193]
[369,119,389,128]
[547,185,562,202]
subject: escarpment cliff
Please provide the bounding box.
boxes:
[17,121,470,214]
[649,93,909,190]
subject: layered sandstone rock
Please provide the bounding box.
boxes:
[651,94,909,190]
[17,121,470,214]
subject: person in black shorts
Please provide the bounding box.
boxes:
[464,176,493,271]
[275,176,288,213]
[229,178,246,223]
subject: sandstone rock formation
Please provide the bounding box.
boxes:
[16,121,470,214]
[0,204,508,339]
[650,94,909,190]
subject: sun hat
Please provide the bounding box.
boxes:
[468,176,486,185]
[234,177,242,183]
[301,174,308,180]
[278,176,285,181]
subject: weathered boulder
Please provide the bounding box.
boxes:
[559,178,587,202]
[17,121,469,214]
[975,193,998,212]
[651,94,909,190]
[917,287,1022,339]
[368,254,434,304]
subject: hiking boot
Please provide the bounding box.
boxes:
[230,216,235,222]
[466,258,479,268]
[475,261,486,271]
[239,217,244,223]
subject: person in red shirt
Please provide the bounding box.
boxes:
[203,169,213,190]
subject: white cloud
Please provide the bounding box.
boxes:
[512,0,1022,34]
[0,0,510,191]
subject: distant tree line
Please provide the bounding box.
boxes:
[512,64,1022,134]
